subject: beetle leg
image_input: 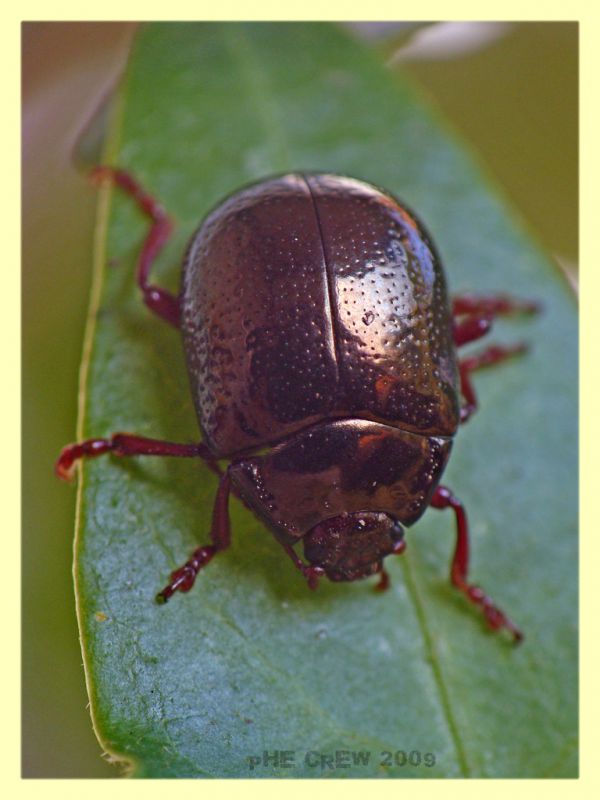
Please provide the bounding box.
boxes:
[157,470,232,603]
[453,294,538,420]
[459,343,528,422]
[453,313,493,346]
[90,166,180,327]
[55,433,221,482]
[374,565,390,592]
[430,485,523,643]
[453,293,540,346]
[452,293,539,416]
[452,293,540,317]
[280,543,326,590]
[374,537,407,591]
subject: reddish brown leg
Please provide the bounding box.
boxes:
[374,538,407,591]
[459,343,527,422]
[280,543,326,590]
[430,485,523,643]
[55,433,221,482]
[56,432,229,601]
[157,470,232,603]
[374,566,390,592]
[452,293,539,422]
[452,294,539,317]
[91,166,180,327]
[453,313,492,347]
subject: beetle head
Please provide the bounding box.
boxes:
[303,511,404,581]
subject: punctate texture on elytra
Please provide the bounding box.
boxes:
[58,165,533,641]
[181,174,460,459]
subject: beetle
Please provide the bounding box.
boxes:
[57,168,538,642]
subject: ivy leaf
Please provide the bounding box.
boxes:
[74,22,577,778]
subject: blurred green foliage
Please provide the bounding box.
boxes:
[400,22,577,272]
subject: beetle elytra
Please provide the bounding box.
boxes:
[57,169,539,642]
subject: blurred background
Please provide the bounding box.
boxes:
[22,21,577,777]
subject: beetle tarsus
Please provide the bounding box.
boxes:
[462,583,524,644]
[431,484,523,643]
[304,565,325,590]
[156,546,217,603]
[55,433,208,481]
[280,542,325,589]
[374,566,390,592]
[156,471,232,603]
[55,438,116,481]
[374,538,407,592]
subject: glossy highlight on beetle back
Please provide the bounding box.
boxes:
[181,174,459,458]
[182,175,336,456]
[229,418,452,542]
[309,175,459,437]
[56,165,535,639]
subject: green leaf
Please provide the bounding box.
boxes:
[75,22,577,778]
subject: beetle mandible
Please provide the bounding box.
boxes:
[57,169,538,642]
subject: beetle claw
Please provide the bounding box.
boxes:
[304,565,325,590]
[54,455,76,482]
[374,567,390,592]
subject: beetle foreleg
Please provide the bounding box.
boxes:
[91,166,180,327]
[374,537,407,591]
[156,470,232,603]
[280,543,326,590]
[55,433,221,482]
[430,485,523,643]
[374,565,390,591]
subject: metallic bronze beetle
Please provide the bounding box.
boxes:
[57,170,538,642]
